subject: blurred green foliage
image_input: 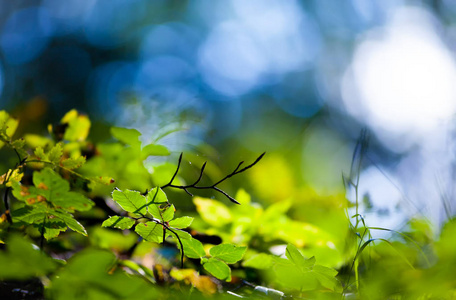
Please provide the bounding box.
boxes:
[0,109,455,299]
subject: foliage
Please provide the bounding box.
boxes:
[0,109,456,299]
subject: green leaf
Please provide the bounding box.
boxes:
[47,143,63,164]
[41,219,67,240]
[148,204,162,220]
[12,206,88,238]
[34,147,46,160]
[273,252,340,292]
[52,210,88,236]
[203,258,231,281]
[141,144,170,159]
[151,163,181,187]
[209,244,247,264]
[162,204,175,222]
[112,188,147,215]
[313,264,338,277]
[61,156,86,170]
[179,238,206,259]
[0,169,22,187]
[169,216,193,229]
[148,203,175,222]
[135,222,164,243]
[102,216,135,230]
[111,127,141,147]
[24,133,51,148]
[53,191,94,212]
[48,249,158,299]
[242,253,274,270]
[273,257,318,291]
[193,197,232,227]
[0,111,18,148]
[11,138,25,150]
[147,187,168,205]
[0,235,57,279]
[61,109,91,142]
[90,227,137,252]
[170,228,192,240]
[25,168,94,212]
[313,265,340,291]
[12,206,48,224]
[263,199,293,220]
[286,243,315,271]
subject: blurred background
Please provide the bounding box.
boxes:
[1,0,456,234]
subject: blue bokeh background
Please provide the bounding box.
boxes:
[2,0,456,229]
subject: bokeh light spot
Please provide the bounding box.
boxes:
[0,7,54,65]
[342,7,456,152]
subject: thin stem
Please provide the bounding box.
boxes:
[13,148,22,165]
[342,129,370,297]
[212,153,265,186]
[163,225,185,268]
[25,159,101,186]
[344,227,368,295]
[134,213,185,268]
[40,216,46,250]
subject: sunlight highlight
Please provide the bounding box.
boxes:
[342,7,456,151]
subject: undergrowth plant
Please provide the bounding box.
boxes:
[0,109,270,298]
[1,109,455,299]
[100,150,264,280]
[341,130,433,298]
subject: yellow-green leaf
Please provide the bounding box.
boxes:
[169,216,193,229]
[193,197,232,227]
[102,216,135,230]
[111,127,141,147]
[242,253,274,270]
[61,109,91,142]
[61,156,86,170]
[47,143,63,164]
[162,204,175,222]
[203,258,231,281]
[179,238,206,259]
[135,222,163,243]
[286,243,315,271]
[0,111,18,148]
[147,187,168,205]
[141,144,170,159]
[209,244,246,264]
[112,188,147,215]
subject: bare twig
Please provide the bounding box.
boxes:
[161,152,265,204]
[162,153,183,189]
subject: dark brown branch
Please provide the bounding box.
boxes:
[191,161,207,186]
[183,188,193,197]
[161,153,183,188]
[212,186,240,205]
[161,152,265,204]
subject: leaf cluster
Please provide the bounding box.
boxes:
[3,109,453,300]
